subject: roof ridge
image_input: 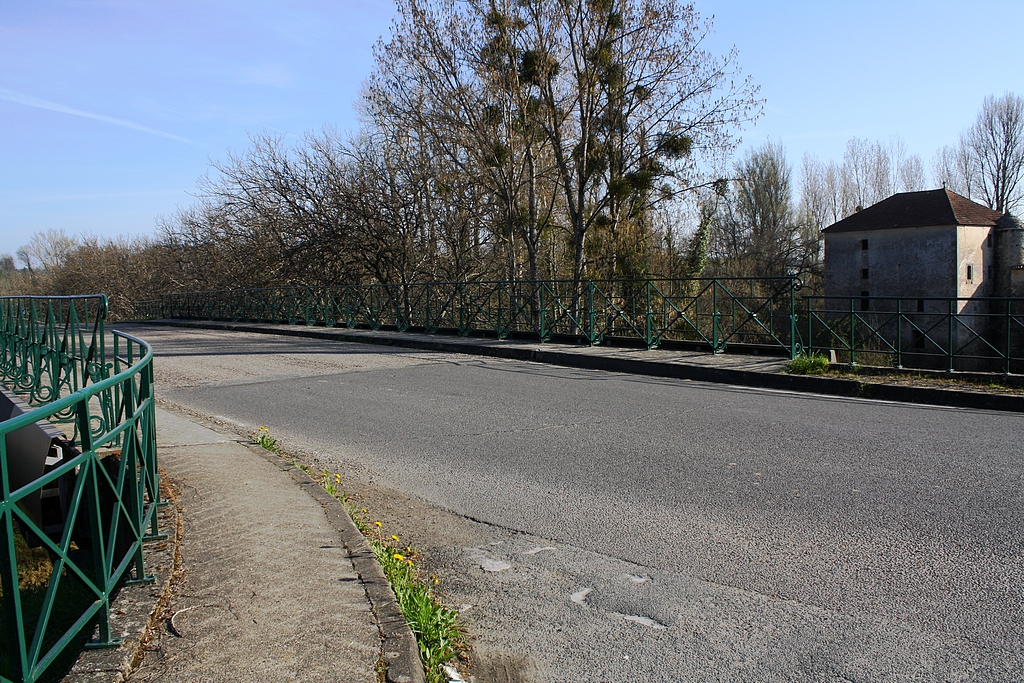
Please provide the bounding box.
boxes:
[823,188,1002,233]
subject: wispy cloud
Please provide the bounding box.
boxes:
[0,87,194,144]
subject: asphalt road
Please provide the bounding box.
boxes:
[124,323,1024,682]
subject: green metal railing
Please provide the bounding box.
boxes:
[803,295,1024,373]
[1,295,159,683]
[150,278,805,357]
[138,281,1024,373]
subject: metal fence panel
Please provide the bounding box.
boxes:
[150,278,804,357]
[1,296,159,683]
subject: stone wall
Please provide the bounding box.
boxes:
[824,225,958,301]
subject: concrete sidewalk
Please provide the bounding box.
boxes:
[105,409,417,683]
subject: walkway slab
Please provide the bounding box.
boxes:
[126,409,380,683]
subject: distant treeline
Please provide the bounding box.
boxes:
[4,1,1021,320]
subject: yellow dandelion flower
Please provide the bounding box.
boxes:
[374,521,382,527]
[391,535,400,542]
[393,553,405,561]
[334,473,341,484]
[433,578,439,584]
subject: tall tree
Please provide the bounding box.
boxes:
[710,142,817,278]
[523,0,759,288]
[968,93,1024,213]
[364,0,559,284]
[932,93,1024,213]
[365,0,759,291]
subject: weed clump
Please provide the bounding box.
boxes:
[252,425,280,453]
[787,353,830,375]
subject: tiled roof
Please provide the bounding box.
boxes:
[822,188,1003,233]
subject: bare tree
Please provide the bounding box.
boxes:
[800,153,845,230]
[968,93,1024,213]
[524,0,759,288]
[931,93,1024,213]
[931,137,976,197]
[710,142,817,279]
[16,229,78,273]
[364,0,560,284]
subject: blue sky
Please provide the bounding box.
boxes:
[1,0,1022,255]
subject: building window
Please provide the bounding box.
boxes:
[861,267,869,279]
[860,291,870,311]
[967,264,974,282]
[917,299,925,312]
[987,265,992,281]
[861,239,869,251]
[987,233,993,248]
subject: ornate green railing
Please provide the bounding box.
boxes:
[1,295,159,683]
[803,295,1024,373]
[150,278,805,357]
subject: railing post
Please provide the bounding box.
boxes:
[497,284,504,339]
[458,282,467,336]
[539,285,547,341]
[712,281,721,353]
[789,282,797,360]
[588,281,596,345]
[645,280,654,349]
[948,298,955,372]
[1,445,28,680]
[849,297,856,366]
[425,283,433,333]
[896,299,903,369]
[1007,299,1012,375]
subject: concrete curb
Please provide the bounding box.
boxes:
[147,319,1024,413]
[63,480,180,683]
[243,443,425,683]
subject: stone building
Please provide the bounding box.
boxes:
[820,188,1024,368]
[823,188,1024,307]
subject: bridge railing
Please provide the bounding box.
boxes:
[1,295,159,683]
[802,295,1024,373]
[148,277,805,357]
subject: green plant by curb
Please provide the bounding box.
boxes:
[252,425,280,453]
[253,427,464,683]
[315,468,465,683]
[786,353,830,375]
[369,531,462,683]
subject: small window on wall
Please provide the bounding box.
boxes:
[987,233,993,248]
[861,267,869,279]
[861,239,869,251]
[967,264,974,282]
[860,291,870,311]
[917,299,925,312]
[987,265,992,281]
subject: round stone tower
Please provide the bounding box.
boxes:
[994,213,1024,297]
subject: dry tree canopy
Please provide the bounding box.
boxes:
[7,0,1020,310]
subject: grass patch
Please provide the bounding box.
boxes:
[254,429,465,683]
[786,353,830,375]
[1,529,97,682]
